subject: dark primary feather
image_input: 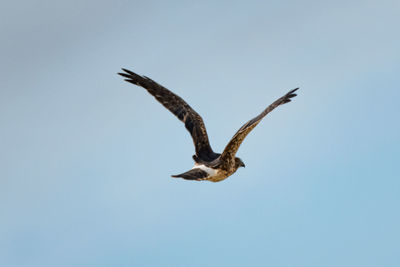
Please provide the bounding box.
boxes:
[118,68,217,161]
[219,88,299,169]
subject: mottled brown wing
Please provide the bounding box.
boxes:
[220,88,298,166]
[118,68,216,161]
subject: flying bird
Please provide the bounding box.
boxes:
[118,68,298,182]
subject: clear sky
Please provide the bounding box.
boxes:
[1,0,399,266]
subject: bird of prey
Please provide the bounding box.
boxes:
[118,68,298,182]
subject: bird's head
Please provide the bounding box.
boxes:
[235,157,245,168]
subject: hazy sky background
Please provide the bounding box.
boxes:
[1,0,399,266]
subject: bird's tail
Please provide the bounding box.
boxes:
[171,168,209,181]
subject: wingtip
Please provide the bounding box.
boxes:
[119,72,131,78]
[281,87,299,104]
[121,68,132,73]
[285,88,299,99]
[124,79,135,83]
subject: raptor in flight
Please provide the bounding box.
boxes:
[118,68,298,182]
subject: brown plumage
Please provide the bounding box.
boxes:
[218,88,298,171]
[118,68,298,182]
[119,68,218,162]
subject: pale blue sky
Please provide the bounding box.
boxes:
[1,0,399,266]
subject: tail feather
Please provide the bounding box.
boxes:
[171,168,209,181]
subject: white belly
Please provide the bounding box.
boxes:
[193,164,218,177]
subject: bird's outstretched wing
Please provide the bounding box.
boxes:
[118,68,217,161]
[219,88,298,167]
